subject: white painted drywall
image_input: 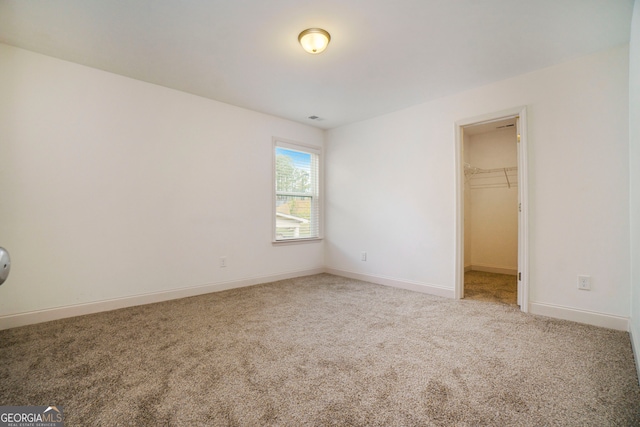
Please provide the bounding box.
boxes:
[467,128,518,273]
[629,0,640,366]
[0,44,324,317]
[326,45,630,318]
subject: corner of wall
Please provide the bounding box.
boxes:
[629,0,640,386]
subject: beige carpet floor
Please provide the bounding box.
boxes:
[464,271,517,305]
[1,273,639,426]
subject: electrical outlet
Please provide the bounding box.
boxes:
[361,252,367,261]
[577,275,590,290]
[220,256,227,268]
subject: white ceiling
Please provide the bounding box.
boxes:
[0,0,634,129]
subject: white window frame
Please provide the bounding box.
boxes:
[272,137,323,244]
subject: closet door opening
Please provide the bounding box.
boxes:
[455,107,529,312]
[463,118,518,304]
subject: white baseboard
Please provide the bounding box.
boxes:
[529,301,629,331]
[0,267,325,331]
[468,264,517,276]
[5,267,631,338]
[325,268,454,299]
[630,319,640,385]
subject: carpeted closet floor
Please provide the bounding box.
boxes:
[464,270,517,305]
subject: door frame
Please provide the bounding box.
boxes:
[454,106,529,312]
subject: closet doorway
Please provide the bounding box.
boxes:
[455,107,529,312]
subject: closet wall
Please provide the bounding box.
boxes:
[464,126,518,275]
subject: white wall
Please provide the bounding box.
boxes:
[0,44,324,326]
[467,128,518,273]
[326,45,630,327]
[629,0,640,376]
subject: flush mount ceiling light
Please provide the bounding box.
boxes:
[298,28,331,54]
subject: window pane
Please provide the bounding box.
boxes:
[275,148,312,193]
[275,195,313,239]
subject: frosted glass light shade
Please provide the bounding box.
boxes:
[298,28,331,54]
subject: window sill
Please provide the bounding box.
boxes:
[272,237,323,246]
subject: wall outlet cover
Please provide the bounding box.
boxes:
[577,275,591,290]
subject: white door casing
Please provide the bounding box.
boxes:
[454,106,529,312]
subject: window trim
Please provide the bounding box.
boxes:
[272,137,323,244]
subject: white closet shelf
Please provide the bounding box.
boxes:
[464,162,518,189]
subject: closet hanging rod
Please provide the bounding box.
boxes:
[464,162,517,174]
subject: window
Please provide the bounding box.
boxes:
[273,138,321,242]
